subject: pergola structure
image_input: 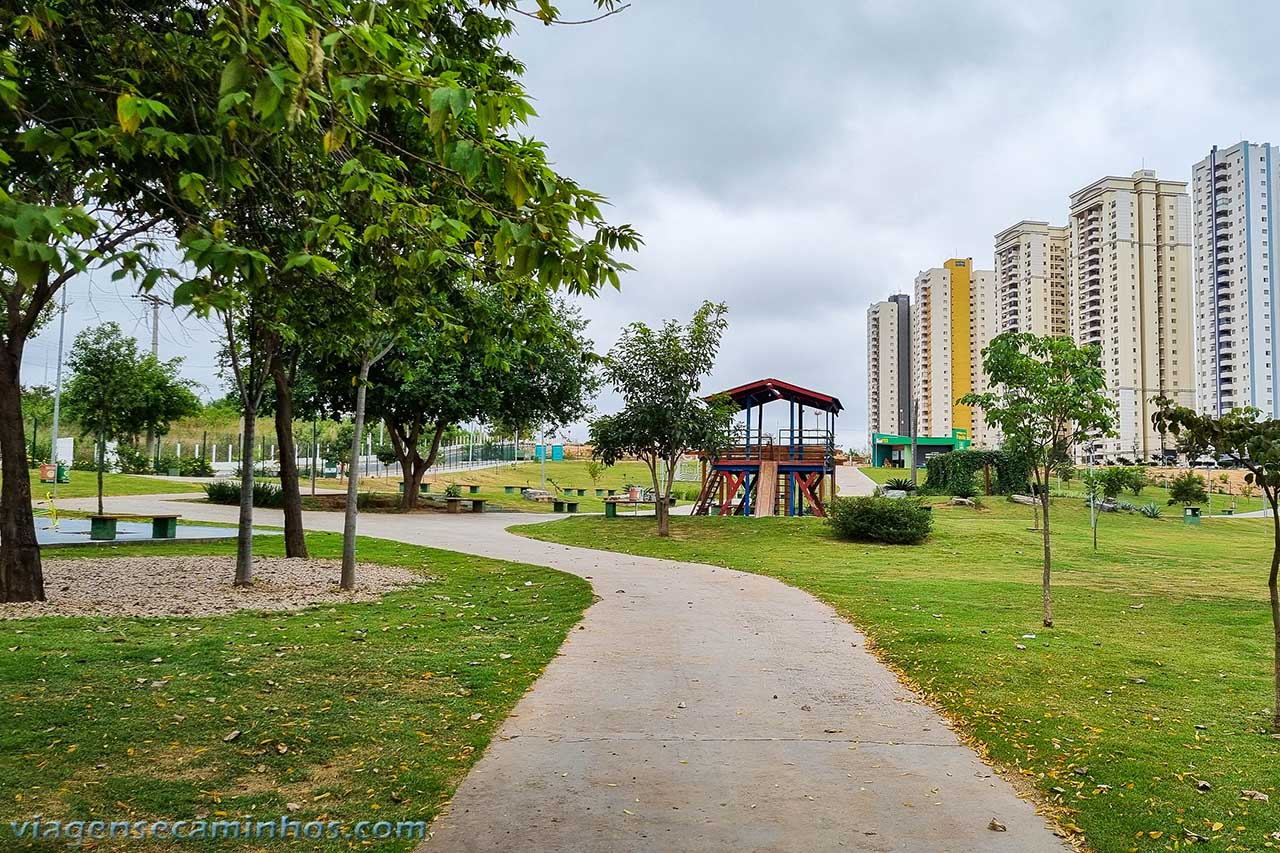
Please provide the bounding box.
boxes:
[693,378,842,517]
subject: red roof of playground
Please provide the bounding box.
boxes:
[713,378,843,414]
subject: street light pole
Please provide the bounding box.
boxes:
[48,282,69,497]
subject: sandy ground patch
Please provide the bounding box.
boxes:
[0,557,423,619]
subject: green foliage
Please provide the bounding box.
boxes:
[827,496,933,545]
[923,450,1029,496]
[590,301,736,533]
[1166,472,1208,506]
[951,478,979,500]
[113,443,153,475]
[444,483,463,498]
[960,332,1116,627]
[585,459,606,486]
[176,455,214,477]
[883,477,916,492]
[1139,503,1163,519]
[203,480,284,508]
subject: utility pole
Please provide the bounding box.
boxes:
[136,293,164,461]
[49,282,69,497]
[909,399,920,488]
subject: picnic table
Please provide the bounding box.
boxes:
[90,513,182,541]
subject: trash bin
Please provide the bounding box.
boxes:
[604,501,618,519]
[1183,506,1201,526]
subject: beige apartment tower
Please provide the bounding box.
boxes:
[994,221,1070,336]
[1068,169,1194,462]
[912,259,999,447]
[866,294,912,443]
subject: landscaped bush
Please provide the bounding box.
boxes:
[883,477,916,492]
[923,450,1030,496]
[203,480,285,508]
[1167,471,1208,506]
[827,496,933,545]
[1139,503,1162,519]
[177,455,214,477]
[113,443,153,474]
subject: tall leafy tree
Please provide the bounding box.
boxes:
[61,323,197,515]
[1,0,638,598]
[960,333,1115,628]
[591,301,736,537]
[1153,401,1280,732]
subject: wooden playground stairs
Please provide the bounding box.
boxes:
[693,461,783,517]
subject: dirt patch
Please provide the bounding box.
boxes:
[0,557,423,619]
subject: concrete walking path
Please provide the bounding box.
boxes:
[835,465,879,497]
[60,493,1067,852]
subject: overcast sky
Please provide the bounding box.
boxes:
[26,0,1280,448]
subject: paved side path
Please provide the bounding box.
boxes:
[62,494,1067,852]
[835,465,879,497]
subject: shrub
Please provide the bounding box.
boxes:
[71,457,99,472]
[444,483,462,498]
[1139,503,1162,519]
[1167,472,1208,506]
[177,455,214,477]
[203,480,285,508]
[950,478,979,500]
[923,450,1030,496]
[828,496,933,545]
[114,443,152,474]
[883,477,916,492]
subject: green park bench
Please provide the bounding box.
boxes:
[90,513,181,541]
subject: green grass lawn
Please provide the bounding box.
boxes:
[516,499,1280,853]
[0,532,591,851]
[859,466,1265,514]
[24,470,205,502]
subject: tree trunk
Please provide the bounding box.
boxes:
[96,430,105,516]
[394,419,445,510]
[271,357,307,558]
[235,407,256,586]
[341,357,372,590]
[0,356,43,602]
[1270,492,1280,732]
[649,458,669,537]
[1040,464,1053,628]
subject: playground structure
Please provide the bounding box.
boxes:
[693,378,842,517]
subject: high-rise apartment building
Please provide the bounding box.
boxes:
[912,258,999,446]
[866,295,911,442]
[994,220,1070,336]
[1068,169,1194,462]
[1192,141,1280,418]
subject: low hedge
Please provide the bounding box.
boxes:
[827,496,933,545]
[924,450,1030,496]
[203,480,286,508]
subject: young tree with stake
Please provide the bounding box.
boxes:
[590,302,736,537]
[960,332,1115,628]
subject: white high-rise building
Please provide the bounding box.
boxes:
[866,294,912,442]
[994,221,1070,336]
[912,259,999,447]
[1192,142,1280,418]
[1068,170,1195,462]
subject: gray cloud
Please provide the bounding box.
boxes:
[513,0,1280,447]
